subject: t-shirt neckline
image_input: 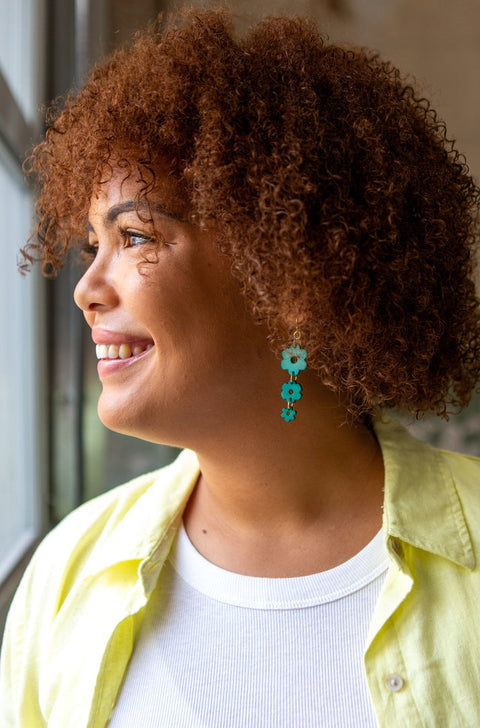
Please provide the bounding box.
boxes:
[168,522,389,609]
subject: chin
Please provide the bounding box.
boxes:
[97,396,145,437]
[96,397,181,447]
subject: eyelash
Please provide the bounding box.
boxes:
[119,228,154,248]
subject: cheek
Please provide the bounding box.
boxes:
[118,268,164,316]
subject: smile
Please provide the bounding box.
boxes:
[95,342,154,360]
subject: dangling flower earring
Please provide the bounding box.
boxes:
[280,326,308,422]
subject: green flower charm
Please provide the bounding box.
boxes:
[281,381,303,403]
[280,335,308,423]
[281,407,296,422]
[281,344,308,376]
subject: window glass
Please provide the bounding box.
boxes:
[0,158,42,583]
[0,0,36,121]
[0,0,44,585]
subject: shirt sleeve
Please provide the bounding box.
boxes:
[0,549,48,728]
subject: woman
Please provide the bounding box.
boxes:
[2,7,480,727]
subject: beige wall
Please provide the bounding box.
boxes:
[321,0,480,180]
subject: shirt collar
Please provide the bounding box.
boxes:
[83,449,200,593]
[375,416,475,570]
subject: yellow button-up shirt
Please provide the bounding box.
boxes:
[1,417,480,727]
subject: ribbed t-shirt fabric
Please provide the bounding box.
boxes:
[109,523,388,727]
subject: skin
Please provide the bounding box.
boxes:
[74,164,385,578]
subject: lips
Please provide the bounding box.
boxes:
[92,329,155,376]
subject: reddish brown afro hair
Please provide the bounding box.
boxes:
[22,7,480,420]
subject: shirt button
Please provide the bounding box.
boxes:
[385,673,404,692]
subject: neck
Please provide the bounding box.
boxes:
[183,384,385,576]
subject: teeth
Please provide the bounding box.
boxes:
[96,344,108,359]
[95,342,153,360]
[119,344,132,359]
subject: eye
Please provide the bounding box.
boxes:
[80,241,98,262]
[120,228,154,248]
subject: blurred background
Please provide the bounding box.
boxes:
[1,0,480,639]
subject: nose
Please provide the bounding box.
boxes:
[73,254,118,313]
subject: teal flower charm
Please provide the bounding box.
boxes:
[281,381,302,403]
[281,407,296,422]
[280,330,308,423]
[281,344,308,376]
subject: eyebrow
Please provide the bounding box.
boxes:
[86,199,186,232]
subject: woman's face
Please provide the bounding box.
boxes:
[74,166,278,446]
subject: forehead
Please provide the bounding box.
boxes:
[89,158,190,221]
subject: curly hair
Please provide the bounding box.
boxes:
[22,7,480,420]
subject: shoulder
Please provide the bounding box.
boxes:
[375,416,480,567]
[25,447,198,599]
[0,449,199,725]
[438,445,480,482]
[437,446,480,540]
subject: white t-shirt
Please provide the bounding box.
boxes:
[109,523,388,727]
